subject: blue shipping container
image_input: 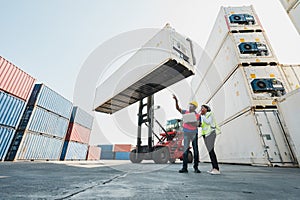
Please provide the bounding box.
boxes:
[0,91,26,128]
[0,125,15,161]
[15,131,64,160]
[100,152,115,160]
[19,106,69,138]
[28,84,73,119]
[70,106,94,130]
[60,141,88,160]
[98,144,113,152]
[115,152,130,160]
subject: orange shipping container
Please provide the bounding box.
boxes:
[86,146,101,160]
[65,123,91,144]
[113,144,132,152]
[0,56,36,101]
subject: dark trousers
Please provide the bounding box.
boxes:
[203,131,219,170]
[182,132,199,170]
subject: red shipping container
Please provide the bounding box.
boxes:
[113,144,132,152]
[86,145,101,160]
[65,122,91,144]
[0,56,36,101]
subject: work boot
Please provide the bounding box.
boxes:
[179,168,188,173]
[194,167,201,173]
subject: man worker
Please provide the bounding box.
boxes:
[173,94,201,173]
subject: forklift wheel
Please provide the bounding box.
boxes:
[153,147,170,164]
[188,151,193,163]
[130,150,143,163]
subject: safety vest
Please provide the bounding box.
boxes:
[201,112,221,136]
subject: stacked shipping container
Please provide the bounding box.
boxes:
[86,145,101,160]
[99,144,114,160]
[114,144,132,160]
[194,6,296,166]
[60,106,93,160]
[280,0,300,34]
[6,84,73,161]
[0,56,35,161]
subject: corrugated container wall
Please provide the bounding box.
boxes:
[65,123,91,144]
[70,106,94,130]
[115,152,130,160]
[0,56,36,101]
[13,131,64,160]
[0,91,26,128]
[86,146,101,160]
[0,126,15,161]
[28,84,73,119]
[113,144,132,152]
[276,88,300,166]
[60,141,88,160]
[17,106,69,138]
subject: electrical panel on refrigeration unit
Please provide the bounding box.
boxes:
[251,78,285,96]
[238,42,269,56]
[229,14,255,25]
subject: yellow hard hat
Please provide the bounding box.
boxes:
[189,101,198,108]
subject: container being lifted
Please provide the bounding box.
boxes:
[94,24,196,114]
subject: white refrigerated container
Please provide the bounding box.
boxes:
[289,1,300,33]
[281,64,300,91]
[280,0,299,11]
[199,109,296,166]
[204,5,264,60]
[276,88,300,166]
[93,25,196,114]
[208,66,287,124]
[194,32,278,101]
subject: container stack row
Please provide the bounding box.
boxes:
[60,106,94,160]
[194,6,298,166]
[5,84,73,161]
[1,56,95,162]
[98,144,132,160]
[0,56,36,161]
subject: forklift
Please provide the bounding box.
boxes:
[129,95,193,164]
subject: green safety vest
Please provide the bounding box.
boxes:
[201,112,221,136]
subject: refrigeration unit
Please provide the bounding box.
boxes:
[276,88,300,166]
[207,66,288,124]
[94,24,196,114]
[281,64,300,91]
[199,108,296,166]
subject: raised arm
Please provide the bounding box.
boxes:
[172,94,182,113]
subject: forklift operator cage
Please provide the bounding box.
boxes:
[94,25,196,114]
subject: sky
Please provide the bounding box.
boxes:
[1,0,300,145]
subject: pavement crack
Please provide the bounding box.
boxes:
[55,173,128,199]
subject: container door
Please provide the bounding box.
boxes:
[255,110,295,164]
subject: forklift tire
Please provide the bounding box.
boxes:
[188,151,193,163]
[153,147,170,164]
[130,150,142,163]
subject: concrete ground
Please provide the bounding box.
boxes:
[0,160,300,200]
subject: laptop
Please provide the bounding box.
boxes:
[182,113,197,123]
